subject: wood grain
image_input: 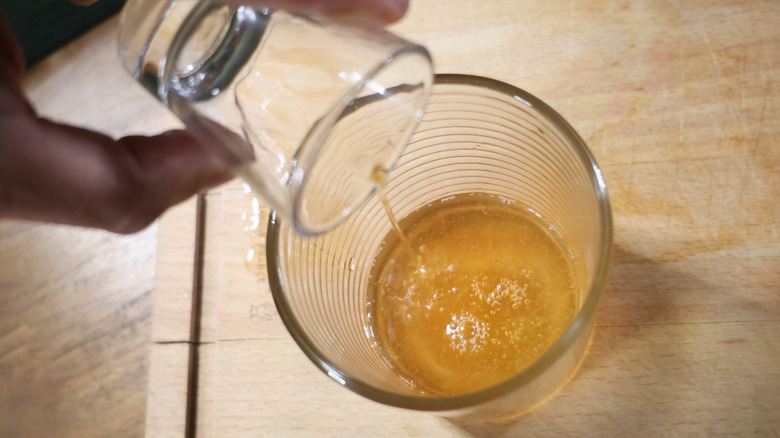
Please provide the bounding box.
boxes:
[0,16,178,438]
[150,0,779,436]
[1,0,776,436]
[157,189,780,436]
[0,222,154,438]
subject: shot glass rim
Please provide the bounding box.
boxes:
[118,0,433,237]
[290,41,433,236]
[266,73,613,412]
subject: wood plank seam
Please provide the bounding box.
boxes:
[185,194,207,438]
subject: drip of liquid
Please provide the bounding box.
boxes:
[241,184,269,281]
[367,193,579,396]
[372,167,416,260]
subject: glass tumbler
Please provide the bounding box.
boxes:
[118,0,433,235]
[267,74,613,421]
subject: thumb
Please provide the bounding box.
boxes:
[1,117,234,233]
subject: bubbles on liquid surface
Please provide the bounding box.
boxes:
[368,193,578,396]
[445,312,489,354]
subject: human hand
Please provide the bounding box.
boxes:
[0,0,408,233]
[224,0,409,24]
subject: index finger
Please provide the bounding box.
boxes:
[71,0,409,24]
[215,0,408,24]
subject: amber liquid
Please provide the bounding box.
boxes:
[368,193,578,396]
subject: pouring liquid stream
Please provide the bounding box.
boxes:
[366,167,579,396]
[372,167,418,262]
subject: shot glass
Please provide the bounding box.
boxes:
[267,74,613,421]
[118,0,433,235]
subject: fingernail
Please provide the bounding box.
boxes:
[383,0,409,22]
[317,0,409,26]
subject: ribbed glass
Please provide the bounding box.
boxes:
[267,74,612,420]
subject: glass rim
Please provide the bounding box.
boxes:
[289,42,433,236]
[267,73,613,412]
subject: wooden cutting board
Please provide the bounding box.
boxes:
[148,0,780,436]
